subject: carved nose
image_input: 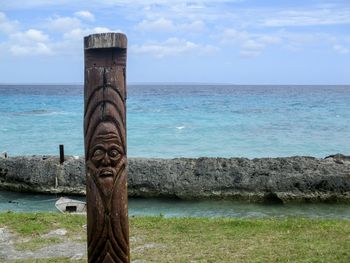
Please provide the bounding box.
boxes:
[101,153,111,166]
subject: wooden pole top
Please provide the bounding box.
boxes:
[84,33,127,50]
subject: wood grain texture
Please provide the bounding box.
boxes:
[84,33,127,49]
[84,33,129,263]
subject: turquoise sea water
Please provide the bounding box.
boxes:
[0,84,349,158]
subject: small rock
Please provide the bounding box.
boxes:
[70,253,84,260]
[133,243,163,253]
[0,228,6,242]
[130,236,142,243]
[44,228,67,237]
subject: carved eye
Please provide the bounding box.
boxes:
[109,149,119,158]
[93,149,104,158]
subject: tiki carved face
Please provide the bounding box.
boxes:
[88,122,124,198]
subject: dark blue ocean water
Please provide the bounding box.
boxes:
[0,84,349,158]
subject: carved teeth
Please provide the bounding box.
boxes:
[100,170,113,177]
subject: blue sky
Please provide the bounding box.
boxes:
[0,0,349,84]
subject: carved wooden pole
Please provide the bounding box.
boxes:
[84,33,129,263]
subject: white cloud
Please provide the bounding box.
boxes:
[220,29,248,44]
[11,29,49,42]
[239,50,260,58]
[74,10,95,21]
[276,31,331,52]
[48,16,81,32]
[0,10,119,58]
[8,29,52,56]
[0,12,19,34]
[181,20,205,32]
[219,27,346,57]
[1,1,349,61]
[64,26,118,40]
[10,42,52,56]
[47,14,117,42]
[135,17,205,33]
[63,28,84,40]
[131,37,218,58]
[257,35,281,45]
[220,28,282,57]
[0,0,74,9]
[136,18,175,32]
[333,44,349,54]
[262,8,350,27]
[0,12,53,57]
[241,39,264,50]
[1,0,244,9]
[92,27,114,33]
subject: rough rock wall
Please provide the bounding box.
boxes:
[0,156,85,194]
[0,155,350,203]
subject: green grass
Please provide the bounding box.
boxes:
[12,258,86,263]
[130,216,350,262]
[0,211,85,237]
[0,212,349,262]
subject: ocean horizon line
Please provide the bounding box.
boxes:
[0,83,350,86]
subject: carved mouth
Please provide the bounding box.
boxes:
[99,169,114,178]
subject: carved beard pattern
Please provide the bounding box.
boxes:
[86,124,129,263]
[84,64,129,263]
[87,158,129,262]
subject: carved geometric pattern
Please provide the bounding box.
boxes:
[85,61,129,263]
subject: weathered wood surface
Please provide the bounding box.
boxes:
[84,33,129,263]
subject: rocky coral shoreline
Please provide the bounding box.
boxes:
[0,155,349,203]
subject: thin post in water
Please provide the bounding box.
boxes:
[84,33,129,263]
[59,144,64,164]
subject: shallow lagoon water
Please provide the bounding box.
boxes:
[0,191,349,220]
